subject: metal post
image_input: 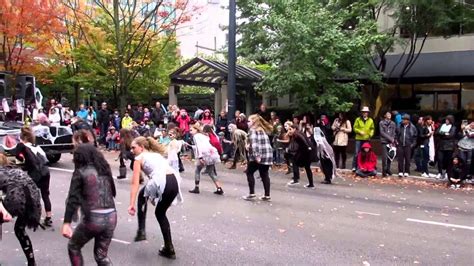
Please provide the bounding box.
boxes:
[227,0,237,120]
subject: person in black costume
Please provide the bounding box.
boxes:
[15,127,52,227]
[61,144,117,266]
[0,154,42,266]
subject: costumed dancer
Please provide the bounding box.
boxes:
[128,137,183,259]
[313,127,337,184]
[188,124,224,195]
[61,144,117,265]
[227,123,248,169]
[0,154,42,266]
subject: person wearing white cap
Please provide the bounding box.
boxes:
[352,106,375,171]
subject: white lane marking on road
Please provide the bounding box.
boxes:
[49,167,74,173]
[406,218,474,231]
[355,211,381,216]
[112,238,131,245]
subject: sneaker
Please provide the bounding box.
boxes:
[320,180,332,185]
[214,187,224,195]
[242,194,257,201]
[429,173,437,178]
[421,173,429,178]
[287,180,299,186]
[455,184,461,189]
[188,187,200,194]
[259,196,271,201]
[134,230,147,242]
[304,184,315,188]
[444,173,448,180]
[352,168,356,172]
[398,173,403,177]
[450,184,456,189]
[42,217,53,227]
[404,173,409,177]
[436,173,442,179]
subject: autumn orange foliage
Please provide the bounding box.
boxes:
[0,0,64,78]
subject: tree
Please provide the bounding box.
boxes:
[0,0,64,76]
[238,0,384,113]
[62,0,192,110]
[336,0,473,116]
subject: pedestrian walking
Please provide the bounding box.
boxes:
[128,137,183,259]
[61,144,117,266]
[0,154,42,266]
[355,142,378,178]
[15,127,52,227]
[243,114,273,201]
[395,114,418,177]
[352,106,375,171]
[188,124,224,195]
[332,112,352,169]
[286,125,314,188]
[435,115,457,179]
[379,111,396,176]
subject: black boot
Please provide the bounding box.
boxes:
[134,230,147,242]
[214,187,224,195]
[189,186,200,194]
[159,244,176,259]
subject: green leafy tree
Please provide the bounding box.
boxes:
[238,0,384,113]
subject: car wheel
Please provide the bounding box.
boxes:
[46,153,61,164]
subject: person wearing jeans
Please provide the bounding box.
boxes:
[395,114,418,177]
[243,114,274,201]
[352,107,374,171]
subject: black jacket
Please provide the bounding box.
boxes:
[436,124,457,151]
[97,109,110,125]
[396,123,418,147]
[379,120,396,144]
[151,108,164,125]
[215,117,229,134]
[64,165,116,223]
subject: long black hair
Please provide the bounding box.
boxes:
[73,144,115,196]
[73,144,112,178]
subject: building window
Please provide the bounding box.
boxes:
[414,83,461,111]
[269,96,278,107]
[462,82,474,111]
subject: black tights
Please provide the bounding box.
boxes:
[246,161,271,196]
[37,173,51,213]
[137,174,179,247]
[333,146,347,169]
[14,218,35,266]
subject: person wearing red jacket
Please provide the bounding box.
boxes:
[355,142,378,177]
[203,125,223,155]
[175,109,191,143]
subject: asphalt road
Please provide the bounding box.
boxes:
[1,152,473,265]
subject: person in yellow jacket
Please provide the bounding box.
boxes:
[352,106,375,171]
[121,111,134,129]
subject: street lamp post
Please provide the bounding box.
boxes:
[227,0,237,120]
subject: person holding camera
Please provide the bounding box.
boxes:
[332,112,352,170]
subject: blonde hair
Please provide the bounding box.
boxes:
[191,123,202,133]
[133,136,167,155]
[248,114,273,134]
[284,121,293,128]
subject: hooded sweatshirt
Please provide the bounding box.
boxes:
[357,142,377,172]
